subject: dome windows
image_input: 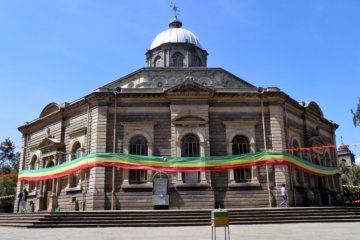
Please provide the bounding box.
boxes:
[172,52,184,67]
[146,14,208,68]
[154,56,163,67]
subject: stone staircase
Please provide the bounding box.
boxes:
[0,207,360,228]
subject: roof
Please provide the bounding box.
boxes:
[149,27,203,50]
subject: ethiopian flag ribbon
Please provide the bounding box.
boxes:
[18,151,339,181]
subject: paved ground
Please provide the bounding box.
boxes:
[2,222,360,240]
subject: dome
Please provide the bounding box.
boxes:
[149,21,203,50]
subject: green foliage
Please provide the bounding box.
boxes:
[0,166,17,212]
[351,97,360,127]
[340,161,360,204]
[340,163,360,186]
[0,138,19,170]
[0,138,19,212]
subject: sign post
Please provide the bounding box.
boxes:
[211,209,230,240]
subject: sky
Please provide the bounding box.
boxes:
[0,0,359,163]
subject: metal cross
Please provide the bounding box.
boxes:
[170,2,180,19]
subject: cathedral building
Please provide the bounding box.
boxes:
[16,11,341,212]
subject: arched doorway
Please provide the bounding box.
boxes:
[43,161,54,211]
[314,158,328,205]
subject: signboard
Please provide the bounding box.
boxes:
[152,176,169,206]
[154,178,168,195]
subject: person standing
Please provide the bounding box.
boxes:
[17,189,23,213]
[18,188,28,213]
[280,184,288,207]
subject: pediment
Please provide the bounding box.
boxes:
[99,68,256,91]
[165,76,214,96]
[175,116,206,122]
[38,137,64,152]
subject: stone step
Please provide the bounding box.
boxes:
[1,207,359,228]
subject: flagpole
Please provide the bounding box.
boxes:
[259,88,271,208]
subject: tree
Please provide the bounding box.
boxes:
[0,138,19,212]
[340,161,360,205]
[0,138,19,170]
[351,97,360,127]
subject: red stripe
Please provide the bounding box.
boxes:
[18,158,335,181]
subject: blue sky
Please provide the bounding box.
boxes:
[1,0,359,163]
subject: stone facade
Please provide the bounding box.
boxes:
[15,15,341,212]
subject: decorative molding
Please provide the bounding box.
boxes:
[121,121,157,128]
[67,127,87,138]
[65,185,82,192]
[173,121,208,126]
[223,121,258,127]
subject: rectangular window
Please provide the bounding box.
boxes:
[234,168,252,183]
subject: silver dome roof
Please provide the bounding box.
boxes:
[149,27,203,50]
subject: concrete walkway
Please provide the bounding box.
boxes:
[1,222,360,240]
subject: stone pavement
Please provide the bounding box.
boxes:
[1,222,360,240]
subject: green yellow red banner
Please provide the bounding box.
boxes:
[18,151,339,181]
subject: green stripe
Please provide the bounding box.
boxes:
[19,151,339,175]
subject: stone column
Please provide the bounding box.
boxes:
[269,104,290,206]
[86,101,108,210]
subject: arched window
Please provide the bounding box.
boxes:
[69,142,82,187]
[181,134,200,183]
[28,155,38,192]
[45,160,55,195]
[292,140,303,185]
[232,136,251,183]
[324,152,334,188]
[172,52,184,67]
[129,136,148,184]
[154,56,163,67]
[182,135,200,157]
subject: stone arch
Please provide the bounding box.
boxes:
[175,130,208,185]
[124,130,153,153]
[28,154,39,192]
[68,141,82,188]
[153,56,163,67]
[227,131,255,153]
[289,136,304,185]
[289,136,302,157]
[45,160,55,168]
[122,129,154,187]
[177,129,205,143]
